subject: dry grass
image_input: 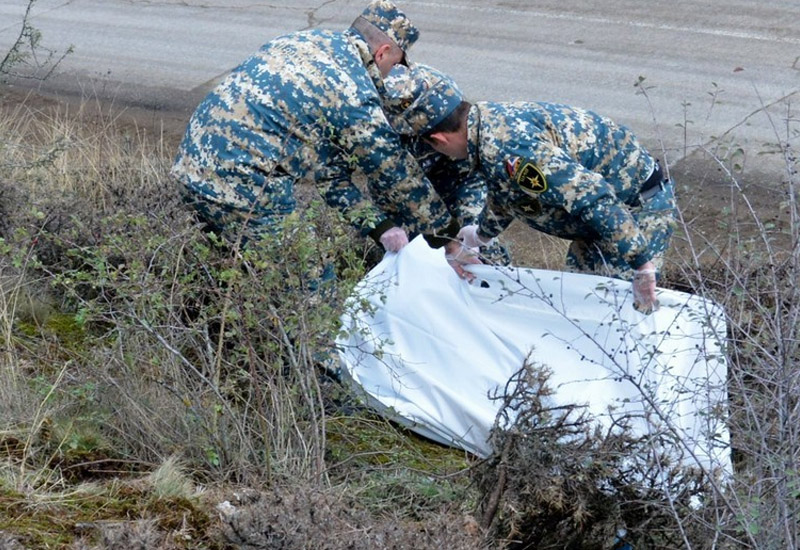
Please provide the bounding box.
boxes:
[0,94,481,549]
[1,82,799,548]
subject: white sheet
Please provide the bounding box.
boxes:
[337,237,730,474]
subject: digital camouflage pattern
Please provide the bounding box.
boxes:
[467,101,676,277]
[383,64,512,264]
[564,181,676,277]
[393,138,470,216]
[382,63,482,226]
[171,7,455,244]
[383,63,463,136]
[391,135,511,264]
[357,0,419,52]
[382,64,434,133]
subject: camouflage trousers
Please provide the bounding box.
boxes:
[181,185,335,293]
[181,177,297,246]
[565,180,677,280]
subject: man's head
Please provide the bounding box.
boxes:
[421,101,471,159]
[351,1,420,76]
[384,64,470,159]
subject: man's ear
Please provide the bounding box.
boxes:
[373,43,392,64]
[425,132,449,147]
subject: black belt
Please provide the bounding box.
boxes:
[639,160,666,201]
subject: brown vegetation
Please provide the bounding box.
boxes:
[1,70,799,550]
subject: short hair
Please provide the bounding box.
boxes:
[424,101,471,138]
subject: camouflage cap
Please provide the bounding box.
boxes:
[383,63,463,135]
[358,0,420,52]
[382,64,429,127]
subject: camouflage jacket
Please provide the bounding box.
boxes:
[396,136,485,230]
[171,28,455,241]
[471,102,657,269]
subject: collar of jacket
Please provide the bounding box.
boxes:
[467,103,482,172]
[346,30,386,96]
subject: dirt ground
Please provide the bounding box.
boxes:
[3,86,787,274]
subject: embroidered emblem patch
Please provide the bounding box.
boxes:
[516,161,547,195]
[518,199,542,216]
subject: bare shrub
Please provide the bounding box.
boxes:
[649,84,800,547]
[0,96,374,487]
[472,361,724,549]
[0,0,73,83]
[669,151,800,546]
[0,93,482,547]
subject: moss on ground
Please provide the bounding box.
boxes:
[325,413,478,515]
[0,481,221,549]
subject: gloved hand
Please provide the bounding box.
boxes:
[632,262,660,314]
[444,240,482,282]
[379,226,409,252]
[458,224,494,249]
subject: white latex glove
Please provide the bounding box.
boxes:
[457,224,494,249]
[379,226,409,252]
[632,262,660,314]
[444,241,482,282]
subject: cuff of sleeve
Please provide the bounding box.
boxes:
[630,253,653,270]
[368,219,397,244]
[477,226,496,242]
[422,218,461,249]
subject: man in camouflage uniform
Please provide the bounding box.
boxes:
[394,71,676,313]
[171,0,459,252]
[381,63,512,265]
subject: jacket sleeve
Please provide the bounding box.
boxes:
[477,186,515,240]
[324,106,459,245]
[316,158,396,242]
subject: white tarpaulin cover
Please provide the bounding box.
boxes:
[337,237,731,474]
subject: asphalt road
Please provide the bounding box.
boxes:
[1,0,798,175]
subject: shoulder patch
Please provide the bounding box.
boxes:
[515,160,547,195]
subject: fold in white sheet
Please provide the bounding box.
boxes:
[337,236,730,474]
